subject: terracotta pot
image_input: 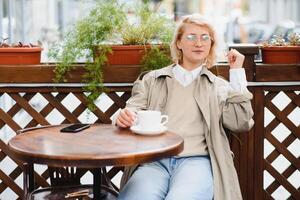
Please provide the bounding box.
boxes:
[94,45,152,65]
[93,44,168,82]
[0,47,43,65]
[261,46,300,64]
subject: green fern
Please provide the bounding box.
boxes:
[48,0,175,110]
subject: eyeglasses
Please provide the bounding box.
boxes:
[185,34,212,44]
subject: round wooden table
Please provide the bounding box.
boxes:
[8,124,184,199]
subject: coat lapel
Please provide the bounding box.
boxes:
[153,64,174,113]
[163,74,174,113]
[194,72,212,131]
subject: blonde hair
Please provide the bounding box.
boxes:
[170,14,217,68]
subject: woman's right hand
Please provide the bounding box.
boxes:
[116,108,137,128]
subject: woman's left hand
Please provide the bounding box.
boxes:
[227,49,245,69]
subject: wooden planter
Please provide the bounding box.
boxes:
[261,46,300,64]
[0,47,43,65]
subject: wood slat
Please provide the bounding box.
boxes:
[265,131,299,169]
[0,140,50,189]
[285,92,300,107]
[0,166,22,193]
[9,93,50,126]
[73,93,112,123]
[287,195,297,200]
[106,93,128,109]
[41,93,80,124]
[0,93,35,129]
[25,105,52,128]
[265,101,300,137]
[253,88,265,200]
[265,98,298,139]
[0,151,7,161]
[24,93,66,128]
[255,64,300,82]
[105,92,131,118]
[264,161,300,199]
[266,133,297,164]
[0,169,24,198]
[263,190,275,200]
[266,164,298,194]
[0,64,142,83]
[245,92,255,200]
[0,108,22,132]
[0,65,82,83]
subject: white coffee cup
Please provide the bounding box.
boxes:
[136,110,168,131]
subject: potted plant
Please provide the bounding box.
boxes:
[49,0,174,109]
[261,33,300,64]
[0,39,43,65]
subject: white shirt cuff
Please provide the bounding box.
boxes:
[229,68,247,92]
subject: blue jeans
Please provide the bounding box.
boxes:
[118,156,213,200]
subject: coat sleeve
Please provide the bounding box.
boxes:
[126,72,152,112]
[217,77,254,132]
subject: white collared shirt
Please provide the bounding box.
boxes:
[172,64,247,92]
[172,64,203,87]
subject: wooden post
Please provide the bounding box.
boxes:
[253,87,265,200]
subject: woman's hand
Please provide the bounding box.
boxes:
[116,108,136,128]
[227,49,245,69]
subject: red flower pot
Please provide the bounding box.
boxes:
[94,45,152,65]
[261,46,300,64]
[0,47,43,65]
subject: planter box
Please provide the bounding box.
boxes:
[0,47,43,65]
[95,45,151,65]
[93,44,169,82]
[108,45,150,65]
[261,46,300,64]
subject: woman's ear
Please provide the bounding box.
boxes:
[176,40,182,50]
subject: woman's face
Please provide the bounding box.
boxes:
[177,23,212,68]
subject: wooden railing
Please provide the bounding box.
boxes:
[0,44,299,200]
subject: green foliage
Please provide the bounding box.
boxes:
[49,0,125,80]
[122,2,175,71]
[49,0,175,109]
[141,45,173,71]
[49,0,125,109]
[121,3,175,45]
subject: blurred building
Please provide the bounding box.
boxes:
[0,0,299,60]
[247,0,300,42]
[249,0,300,25]
[173,0,300,43]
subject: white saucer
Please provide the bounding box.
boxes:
[130,125,167,135]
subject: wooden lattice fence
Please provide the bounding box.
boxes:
[0,86,131,199]
[0,44,299,200]
[253,86,299,200]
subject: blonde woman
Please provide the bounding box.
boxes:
[115,14,254,200]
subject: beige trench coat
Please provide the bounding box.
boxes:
[120,65,254,200]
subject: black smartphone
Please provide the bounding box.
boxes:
[60,124,90,133]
